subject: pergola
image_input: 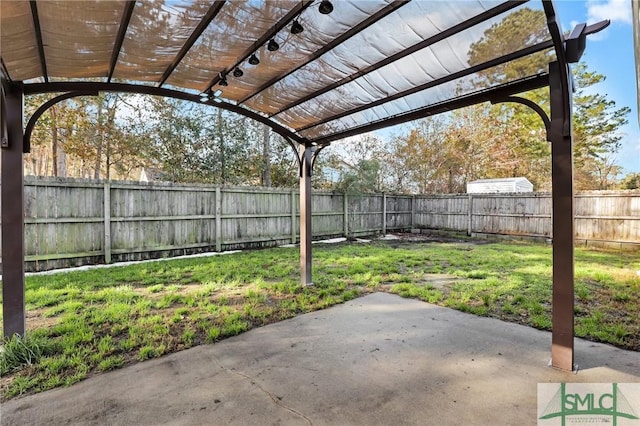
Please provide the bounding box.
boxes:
[1,0,608,372]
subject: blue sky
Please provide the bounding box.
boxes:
[555,0,639,174]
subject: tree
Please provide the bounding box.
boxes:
[619,173,640,190]
[389,117,452,194]
[468,7,552,86]
[572,64,630,189]
[327,134,386,194]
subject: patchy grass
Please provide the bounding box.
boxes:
[1,239,638,399]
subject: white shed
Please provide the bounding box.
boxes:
[139,167,168,183]
[466,177,533,194]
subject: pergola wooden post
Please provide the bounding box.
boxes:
[549,60,575,371]
[299,145,313,286]
[1,80,26,338]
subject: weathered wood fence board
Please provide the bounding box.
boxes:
[470,193,552,238]
[1,177,638,272]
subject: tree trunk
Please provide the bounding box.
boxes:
[57,149,67,178]
[262,124,271,187]
[50,106,58,177]
[217,108,225,184]
[105,98,117,181]
[94,103,103,180]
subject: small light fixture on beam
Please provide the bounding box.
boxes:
[212,88,223,103]
[319,0,333,14]
[199,88,224,103]
[233,67,244,78]
[199,90,211,103]
[219,73,228,86]
[291,20,304,34]
[248,53,260,65]
[267,39,279,51]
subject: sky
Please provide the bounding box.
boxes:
[544,0,639,173]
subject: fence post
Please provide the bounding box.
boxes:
[104,181,111,264]
[467,194,473,236]
[343,193,349,237]
[411,195,416,231]
[291,189,297,244]
[382,193,387,235]
[215,187,222,252]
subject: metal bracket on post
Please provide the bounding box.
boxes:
[310,143,329,174]
[1,84,8,149]
[566,20,609,63]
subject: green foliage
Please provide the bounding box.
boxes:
[138,345,161,361]
[620,173,640,190]
[25,93,146,180]
[1,334,57,376]
[327,134,386,194]
[335,159,382,194]
[98,356,124,372]
[468,7,551,84]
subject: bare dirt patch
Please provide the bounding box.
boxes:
[25,309,59,330]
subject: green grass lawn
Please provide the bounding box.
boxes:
[1,239,639,399]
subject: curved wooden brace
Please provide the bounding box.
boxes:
[23,81,307,146]
[24,90,97,153]
[289,143,330,177]
[281,136,302,176]
[491,96,551,141]
[310,144,329,173]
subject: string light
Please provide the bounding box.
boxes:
[319,1,333,14]
[291,19,304,34]
[248,53,260,65]
[267,39,279,51]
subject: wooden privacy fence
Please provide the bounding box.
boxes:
[415,192,640,249]
[7,177,414,271]
[1,177,638,271]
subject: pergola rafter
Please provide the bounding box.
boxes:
[158,0,227,87]
[107,1,136,83]
[0,0,609,372]
[29,1,48,83]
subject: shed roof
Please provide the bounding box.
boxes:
[1,0,561,146]
[468,177,532,184]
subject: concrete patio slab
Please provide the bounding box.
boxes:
[2,292,638,425]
